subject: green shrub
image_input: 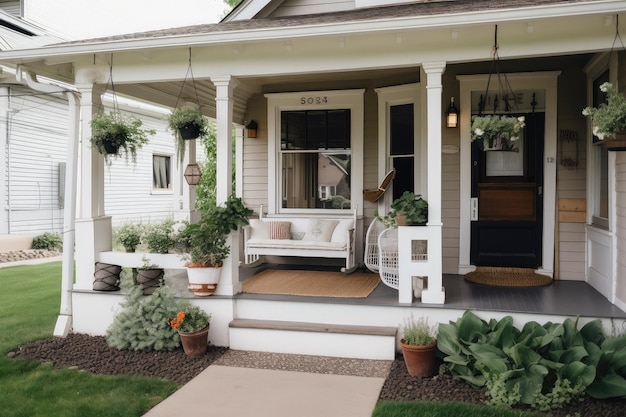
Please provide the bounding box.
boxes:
[437,310,626,411]
[31,232,63,251]
[106,275,180,351]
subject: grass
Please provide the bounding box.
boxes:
[373,401,543,417]
[0,261,178,417]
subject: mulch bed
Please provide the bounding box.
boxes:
[9,334,626,417]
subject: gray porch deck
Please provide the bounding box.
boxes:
[238,266,626,320]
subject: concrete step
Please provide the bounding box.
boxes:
[229,319,397,360]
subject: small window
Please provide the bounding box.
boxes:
[153,155,171,190]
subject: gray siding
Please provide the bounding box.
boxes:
[270,0,355,17]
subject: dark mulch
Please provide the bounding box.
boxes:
[9,334,626,417]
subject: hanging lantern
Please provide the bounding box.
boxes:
[184,163,202,185]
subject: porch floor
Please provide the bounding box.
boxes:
[238,265,626,320]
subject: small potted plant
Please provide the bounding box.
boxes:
[471,115,525,151]
[135,255,164,295]
[90,111,156,164]
[389,191,428,226]
[180,195,252,296]
[167,106,209,164]
[142,219,176,254]
[168,302,212,357]
[399,314,438,378]
[582,82,626,150]
[113,222,144,253]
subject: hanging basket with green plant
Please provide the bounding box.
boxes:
[471,115,525,151]
[167,105,209,164]
[90,111,155,164]
[583,82,626,150]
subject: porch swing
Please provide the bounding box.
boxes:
[363,169,395,273]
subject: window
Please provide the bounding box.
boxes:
[389,103,415,200]
[280,109,351,209]
[153,155,171,190]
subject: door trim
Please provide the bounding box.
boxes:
[457,71,560,276]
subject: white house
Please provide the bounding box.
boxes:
[1,0,625,359]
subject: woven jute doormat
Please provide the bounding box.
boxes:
[464,266,552,287]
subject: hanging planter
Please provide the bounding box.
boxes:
[168,48,210,165]
[583,82,626,151]
[90,57,155,164]
[471,115,525,152]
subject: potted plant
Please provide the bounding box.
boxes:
[168,303,211,356]
[167,106,209,164]
[582,82,626,150]
[142,219,176,254]
[471,115,525,151]
[113,222,144,253]
[399,314,438,378]
[389,191,428,226]
[135,255,164,295]
[179,195,252,296]
[90,111,156,164]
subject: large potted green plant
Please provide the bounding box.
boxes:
[471,115,525,151]
[583,82,626,150]
[388,191,428,226]
[180,195,253,296]
[113,222,144,253]
[90,111,155,164]
[399,314,438,378]
[167,106,209,164]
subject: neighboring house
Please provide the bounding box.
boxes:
[0,1,205,236]
[0,0,625,358]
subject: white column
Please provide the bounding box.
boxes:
[74,83,112,291]
[419,63,445,304]
[211,75,241,296]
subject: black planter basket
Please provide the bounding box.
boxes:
[179,123,201,140]
[96,138,121,155]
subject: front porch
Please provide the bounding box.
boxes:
[70,263,626,361]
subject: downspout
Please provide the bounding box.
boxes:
[16,66,80,337]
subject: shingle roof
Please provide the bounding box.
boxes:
[61,0,592,46]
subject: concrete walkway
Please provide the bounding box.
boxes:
[142,365,385,417]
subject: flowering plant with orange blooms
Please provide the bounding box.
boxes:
[168,303,211,333]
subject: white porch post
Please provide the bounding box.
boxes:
[74,82,112,291]
[419,63,445,304]
[211,75,241,296]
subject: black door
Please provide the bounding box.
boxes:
[470,112,545,268]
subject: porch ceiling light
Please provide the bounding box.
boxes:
[446,97,459,128]
[246,120,258,138]
[184,163,202,186]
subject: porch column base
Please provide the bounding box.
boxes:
[421,287,446,304]
[75,216,113,290]
[53,314,72,337]
[214,232,242,296]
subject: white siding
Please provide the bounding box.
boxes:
[616,143,626,305]
[5,86,68,234]
[269,0,355,17]
[0,1,21,16]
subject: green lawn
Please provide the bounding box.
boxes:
[373,401,543,417]
[0,261,177,417]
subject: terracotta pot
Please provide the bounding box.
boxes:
[400,340,437,378]
[603,132,626,151]
[179,325,209,357]
[396,212,408,226]
[135,268,164,295]
[186,263,222,296]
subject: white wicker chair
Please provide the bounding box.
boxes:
[377,227,399,289]
[364,217,386,273]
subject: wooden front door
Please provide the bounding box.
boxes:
[470,112,545,268]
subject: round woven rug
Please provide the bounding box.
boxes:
[464,266,552,287]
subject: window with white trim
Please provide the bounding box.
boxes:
[266,89,364,214]
[152,155,171,190]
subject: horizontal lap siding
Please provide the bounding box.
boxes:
[104,110,178,225]
[6,87,68,234]
[242,95,268,212]
[270,0,354,17]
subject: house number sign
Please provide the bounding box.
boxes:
[300,96,328,105]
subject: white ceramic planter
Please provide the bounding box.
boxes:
[186,265,221,296]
